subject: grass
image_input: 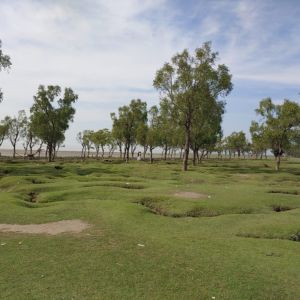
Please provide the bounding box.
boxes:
[0,158,300,299]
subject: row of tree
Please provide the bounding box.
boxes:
[0,86,78,161]
[76,129,115,158]
[0,40,12,103]
[1,40,300,170]
[77,97,299,172]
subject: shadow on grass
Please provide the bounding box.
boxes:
[237,231,300,242]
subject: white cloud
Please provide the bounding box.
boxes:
[0,0,299,149]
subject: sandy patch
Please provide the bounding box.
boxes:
[174,192,208,199]
[0,219,90,235]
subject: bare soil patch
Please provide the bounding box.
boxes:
[174,192,208,199]
[0,219,90,235]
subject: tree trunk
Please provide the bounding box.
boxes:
[182,125,191,171]
[192,149,196,166]
[275,155,281,171]
[164,145,168,161]
[126,145,130,162]
[150,148,153,164]
[48,144,53,162]
[101,145,105,159]
[13,144,16,158]
[199,150,206,163]
[123,146,126,160]
[131,144,136,158]
[143,146,147,159]
[118,143,122,158]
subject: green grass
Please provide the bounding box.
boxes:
[0,158,300,299]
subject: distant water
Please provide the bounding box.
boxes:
[0,149,163,159]
[0,149,98,158]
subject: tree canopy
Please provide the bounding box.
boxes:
[6,110,27,158]
[30,85,78,162]
[111,99,147,162]
[0,40,12,103]
[153,41,232,170]
[253,98,300,170]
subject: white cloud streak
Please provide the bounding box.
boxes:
[0,0,299,149]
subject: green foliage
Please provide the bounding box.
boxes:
[0,117,10,148]
[153,41,232,170]
[190,96,224,163]
[287,134,300,157]
[30,85,78,161]
[253,98,300,170]
[0,40,12,103]
[6,110,27,158]
[22,120,41,156]
[156,99,179,160]
[111,99,147,161]
[83,130,94,157]
[226,131,248,157]
[250,121,267,157]
[90,129,112,158]
[146,105,161,162]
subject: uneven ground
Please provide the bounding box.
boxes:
[0,158,300,299]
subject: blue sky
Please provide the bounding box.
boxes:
[0,0,299,150]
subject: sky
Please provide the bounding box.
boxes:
[0,0,300,150]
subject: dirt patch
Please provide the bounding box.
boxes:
[0,219,90,235]
[174,192,208,199]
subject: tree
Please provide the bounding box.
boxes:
[7,110,27,158]
[249,121,267,159]
[30,85,78,162]
[0,117,9,149]
[82,130,94,158]
[226,131,247,158]
[90,129,111,158]
[22,120,41,157]
[136,123,148,159]
[111,119,124,158]
[156,99,177,160]
[287,132,300,157]
[190,97,224,164]
[153,42,232,171]
[111,99,147,162]
[106,131,116,158]
[77,130,93,158]
[77,131,85,158]
[146,105,161,163]
[254,98,300,171]
[0,40,12,103]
